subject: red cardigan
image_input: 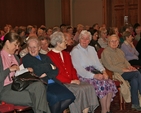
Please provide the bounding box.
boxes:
[47,50,78,83]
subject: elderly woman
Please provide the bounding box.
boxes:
[121,31,141,66]
[71,30,117,113]
[47,31,99,113]
[0,32,50,113]
[98,27,108,48]
[101,34,141,111]
[22,37,75,113]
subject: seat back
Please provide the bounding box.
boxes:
[0,102,14,113]
[97,48,104,59]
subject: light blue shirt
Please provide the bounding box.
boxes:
[121,41,139,61]
[70,44,105,79]
[48,79,55,84]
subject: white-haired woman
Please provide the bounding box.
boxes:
[71,30,117,113]
[22,37,75,113]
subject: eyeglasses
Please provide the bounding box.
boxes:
[28,46,38,50]
[109,40,119,43]
[103,32,107,34]
[94,34,98,37]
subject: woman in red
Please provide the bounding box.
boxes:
[47,31,99,113]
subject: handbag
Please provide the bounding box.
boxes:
[11,72,47,91]
[86,66,103,74]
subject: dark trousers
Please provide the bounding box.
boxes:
[122,71,141,105]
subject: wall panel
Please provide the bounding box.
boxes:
[0,0,45,29]
[71,0,103,27]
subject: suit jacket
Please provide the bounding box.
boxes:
[0,55,20,95]
[22,53,63,86]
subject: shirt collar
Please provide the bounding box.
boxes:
[1,49,12,57]
[52,48,61,53]
[124,41,129,45]
[78,44,88,51]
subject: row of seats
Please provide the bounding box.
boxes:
[0,101,32,113]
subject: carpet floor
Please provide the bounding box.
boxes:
[95,94,141,113]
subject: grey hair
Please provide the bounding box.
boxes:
[27,36,40,46]
[50,31,64,47]
[107,34,120,42]
[79,30,92,40]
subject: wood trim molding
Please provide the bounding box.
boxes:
[61,0,70,25]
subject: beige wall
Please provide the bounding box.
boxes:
[45,0,103,28]
[71,0,103,27]
[45,0,62,28]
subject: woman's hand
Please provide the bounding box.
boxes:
[71,80,80,85]
[94,74,104,80]
[50,64,56,70]
[103,73,108,79]
[9,64,19,72]
[123,66,137,72]
[27,68,33,72]
[40,73,47,78]
[102,71,108,79]
[130,42,135,48]
[122,68,132,72]
[128,66,137,71]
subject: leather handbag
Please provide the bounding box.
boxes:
[11,72,47,91]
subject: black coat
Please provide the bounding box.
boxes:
[22,53,63,86]
[136,38,141,59]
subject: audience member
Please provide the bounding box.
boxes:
[47,28,53,38]
[98,27,108,48]
[22,37,75,113]
[101,34,141,111]
[73,24,84,44]
[0,32,50,113]
[64,33,75,52]
[37,28,44,37]
[60,24,67,33]
[136,36,141,59]
[39,36,52,54]
[108,27,119,36]
[71,30,117,113]
[47,31,99,113]
[121,31,141,66]
[133,23,141,41]
[89,29,101,51]
[66,26,74,38]
[92,23,99,31]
